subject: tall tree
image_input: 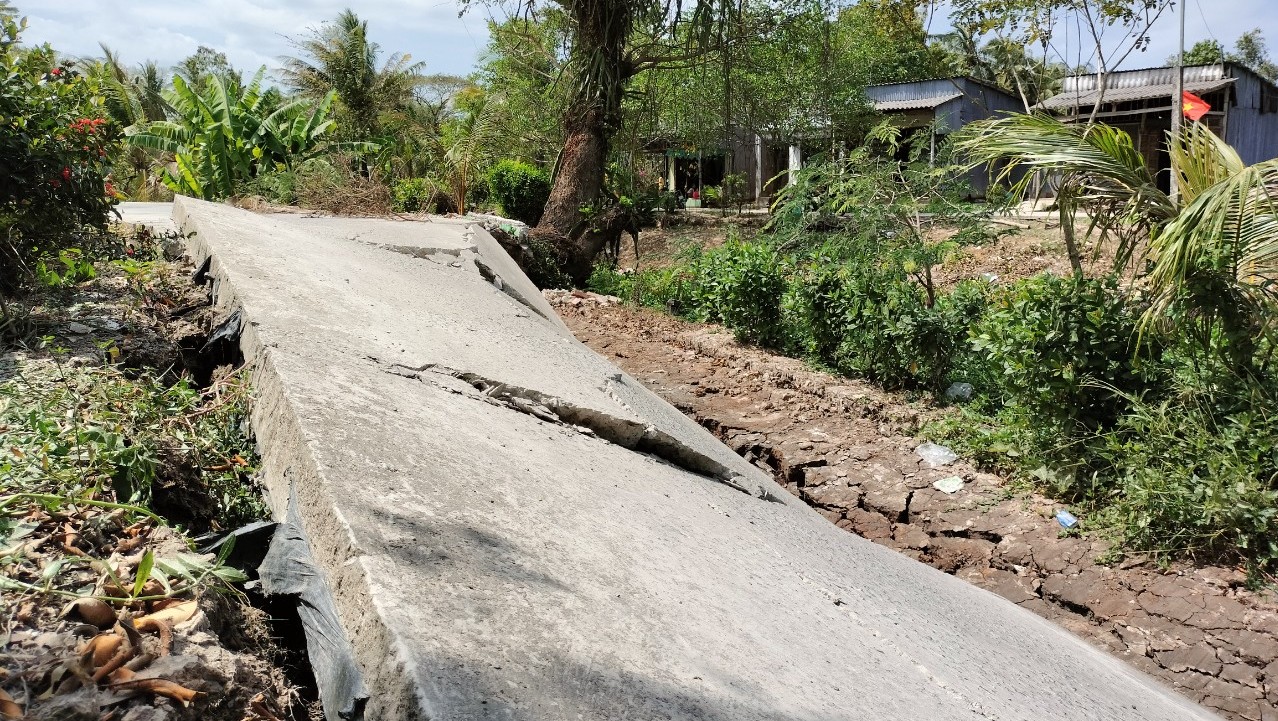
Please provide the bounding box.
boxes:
[1230,29,1278,81]
[951,0,1173,273]
[174,45,239,86]
[466,0,743,284]
[1173,39,1227,67]
[474,13,573,165]
[951,0,1172,118]
[281,9,425,141]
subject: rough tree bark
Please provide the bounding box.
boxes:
[531,0,635,286]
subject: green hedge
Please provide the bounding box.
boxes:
[487,159,550,225]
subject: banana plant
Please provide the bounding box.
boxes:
[127,68,342,200]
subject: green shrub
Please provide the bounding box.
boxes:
[487,159,550,225]
[587,264,632,298]
[1100,392,1278,576]
[587,263,694,312]
[392,177,437,213]
[0,16,120,292]
[790,244,987,391]
[972,274,1168,434]
[687,238,788,345]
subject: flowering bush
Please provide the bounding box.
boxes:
[0,14,121,292]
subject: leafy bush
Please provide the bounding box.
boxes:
[972,274,1168,435]
[1100,390,1278,575]
[587,264,694,312]
[587,264,632,298]
[687,238,788,346]
[0,361,266,529]
[789,242,988,391]
[128,69,342,200]
[0,16,120,292]
[487,159,550,225]
[392,177,438,213]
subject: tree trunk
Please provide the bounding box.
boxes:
[1060,199,1083,274]
[532,0,633,286]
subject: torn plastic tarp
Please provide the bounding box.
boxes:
[200,308,242,355]
[258,485,370,721]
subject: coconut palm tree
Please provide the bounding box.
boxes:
[93,47,173,200]
[958,113,1278,365]
[281,9,425,141]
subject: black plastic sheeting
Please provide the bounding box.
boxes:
[200,308,242,356]
[257,486,371,721]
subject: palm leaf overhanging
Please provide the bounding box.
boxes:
[958,113,1278,350]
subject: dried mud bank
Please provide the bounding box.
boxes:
[553,291,1278,721]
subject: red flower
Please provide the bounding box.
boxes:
[62,167,71,180]
[50,68,62,76]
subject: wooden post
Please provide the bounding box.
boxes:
[1170,0,1185,200]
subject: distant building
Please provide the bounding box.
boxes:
[1041,63,1278,191]
[862,77,1025,197]
[647,77,1025,205]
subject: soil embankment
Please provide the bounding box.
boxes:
[554,291,1278,721]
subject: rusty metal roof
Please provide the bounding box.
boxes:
[873,93,964,112]
[1041,78,1234,109]
[1040,64,1237,109]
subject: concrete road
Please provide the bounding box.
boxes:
[132,198,1221,721]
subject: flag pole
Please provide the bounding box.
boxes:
[1170,0,1186,200]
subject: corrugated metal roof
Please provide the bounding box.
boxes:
[874,93,963,111]
[1041,78,1234,109]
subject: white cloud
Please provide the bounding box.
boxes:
[22,0,491,77]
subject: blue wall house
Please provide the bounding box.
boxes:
[1041,63,1278,191]
[854,77,1023,197]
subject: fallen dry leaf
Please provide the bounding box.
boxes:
[65,598,116,628]
[0,689,22,720]
[86,630,135,683]
[139,600,197,626]
[84,633,124,668]
[109,677,203,706]
[134,618,173,656]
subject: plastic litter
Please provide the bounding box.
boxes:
[1056,510,1079,529]
[916,442,958,467]
[258,486,370,721]
[944,383,974,402]
[933,476,965,494]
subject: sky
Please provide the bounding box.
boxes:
[18,0,1278,81]
[925,0,1278,71]
[21,1,494,78]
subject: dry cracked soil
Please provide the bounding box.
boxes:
[551,290,1278,721]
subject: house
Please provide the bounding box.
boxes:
[767,77,1022,199]
[649,76,1023,205]
[861,77,1025,197]
[1040,63,1278,191]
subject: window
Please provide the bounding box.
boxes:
[1262,84,1278,114]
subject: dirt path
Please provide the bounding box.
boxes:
[552,291,1278,721]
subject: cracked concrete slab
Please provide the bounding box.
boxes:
[160,197,1220,721]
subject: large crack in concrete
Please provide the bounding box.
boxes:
[380,360,781,502]
[372,241,555,324]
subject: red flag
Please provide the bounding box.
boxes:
[1182,91,1211,121]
